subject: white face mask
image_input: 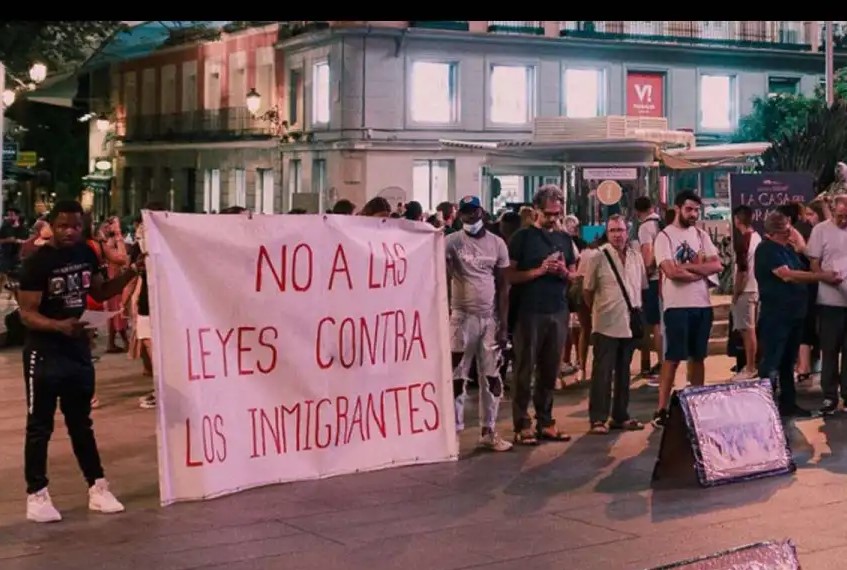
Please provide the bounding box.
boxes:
[463,220,484,235]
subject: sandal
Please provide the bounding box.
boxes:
[589,422,609,435]
[513,429,539,446]
[797,373,812,383]
[609,419,644,431]
[537,426,572,442]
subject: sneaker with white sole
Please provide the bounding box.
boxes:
[88,479,125,514]
[479,432,513,452]
[26,488,62,523]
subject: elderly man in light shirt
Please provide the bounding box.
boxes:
[807,195,847,415]
[582,215,648,434]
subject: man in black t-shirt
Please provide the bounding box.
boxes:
[17,200,141,523]
[507,185,576,445]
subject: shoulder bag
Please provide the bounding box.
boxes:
[602,248,644,340]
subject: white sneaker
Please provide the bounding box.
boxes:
[26,488,62,523]
[479,432,513,452]
[88,479,125,514]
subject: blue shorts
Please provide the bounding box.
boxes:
[643,280,661,326]
[663,307,713,362]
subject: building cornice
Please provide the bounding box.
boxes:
[278,26,844,73]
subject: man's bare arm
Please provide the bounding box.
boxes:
[19,291,64,333]
[89,268,138,303]
[659,260,702,282]
[683,255,722,276]
[506,260,544,285]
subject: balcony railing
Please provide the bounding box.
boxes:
[121,108,275,143]
[488,21,544,35]
[559,21,811,51]
[410,21,469,31]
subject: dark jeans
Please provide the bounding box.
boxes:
[757,314,802,412]
[511,310,568,432]
[818,306,847,402]
[588,333,634,424]
[23,349,104,494]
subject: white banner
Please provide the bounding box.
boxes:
[143,212,457,505]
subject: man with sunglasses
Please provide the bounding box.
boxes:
[506,185,576,445]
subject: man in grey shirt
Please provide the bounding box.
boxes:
[807,196,847,414]
[446,196,512,452]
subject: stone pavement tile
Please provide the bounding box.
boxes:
[215,514,632,570]
[800,544,847,570]
[213,534,492,570]
[291,491,500,544]
[4,529,334,570]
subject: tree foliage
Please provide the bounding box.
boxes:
[735,68,847,144]
[760,101,847,192]
[0,21,124,76]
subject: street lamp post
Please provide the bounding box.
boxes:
[0,61,48,216]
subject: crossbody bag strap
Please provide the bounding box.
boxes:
[602,249,634,312]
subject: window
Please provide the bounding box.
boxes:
[288,159,302,209]
[312,159,327,210]
[412,160,453,212]
[181,62,197,114]
[699,74,736,131]
[289,69,303,125]
[768,77,799,97]
[232,169,246,207]
[410,61,458,123]
[563,68,605,118]
[489,65,535,125]
[203,169,221,213]
[255,169,275,214]
[311,62,330,124]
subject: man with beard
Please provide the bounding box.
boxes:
[507,185,575,445]
[446,196,512,451]
[652,190,722,427]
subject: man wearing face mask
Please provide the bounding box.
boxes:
[445,196,512,451]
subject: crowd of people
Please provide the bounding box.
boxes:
[5,183,847,524]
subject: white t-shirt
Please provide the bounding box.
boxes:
[654,224,719,309]
[733,230,761,294]
[807,219,847,307]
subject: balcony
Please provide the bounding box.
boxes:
[410,21,469,31]
[559,21,811,51]
[488,21,544,35]
[121,108,275,143]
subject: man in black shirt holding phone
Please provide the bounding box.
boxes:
[18,200,141,523]
[507,185,576,445]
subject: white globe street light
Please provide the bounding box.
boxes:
[2,88,14,108]
[95,113,111,132]
[29,62,47,84]
[246,88,261,115]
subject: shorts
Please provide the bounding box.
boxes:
[449,312,500,379]
[663,307,713,362]
[643,280,661,326]
[135,315,152,341]
[731,292,759,331]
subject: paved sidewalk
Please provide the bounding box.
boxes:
[0,349,845,569]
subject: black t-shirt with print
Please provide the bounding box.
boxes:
[18,242,101,359]
[508,226,576,315]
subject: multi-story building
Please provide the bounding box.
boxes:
[89,21,844,215]
[279,20,840,212]
[80,21,283,216]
